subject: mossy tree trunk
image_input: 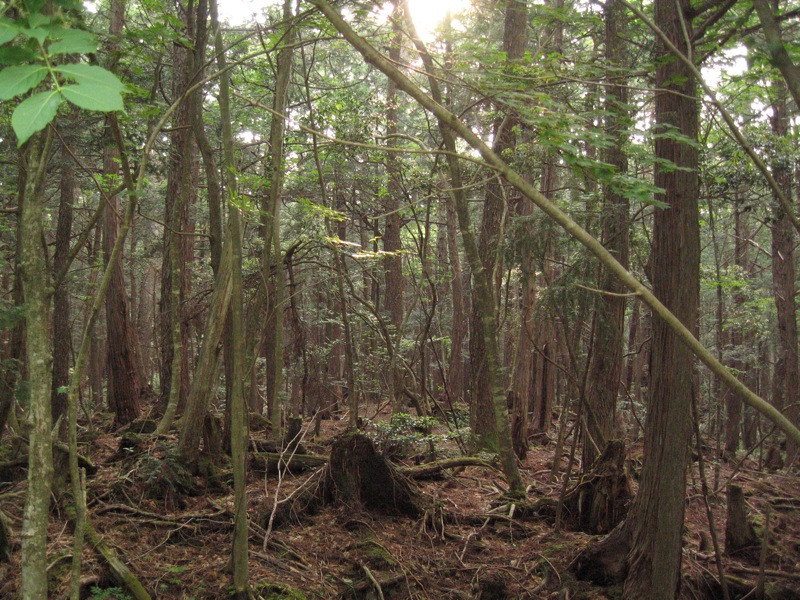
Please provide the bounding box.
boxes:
[19,130,55,600]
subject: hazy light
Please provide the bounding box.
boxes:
[406,0,468,41]
[218,0,268,25]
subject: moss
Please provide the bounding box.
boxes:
[359,539,396,569]
[254,581,308,599]
[0,444,14,462]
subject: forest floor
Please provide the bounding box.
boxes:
[1,405,799,599]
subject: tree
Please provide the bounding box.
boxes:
[581,0,630,469]
[104,0,141,427]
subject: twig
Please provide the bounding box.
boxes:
[262,412,316,549]
[756,504,770,599]
[692,395,731,600]
[362,564,385,600]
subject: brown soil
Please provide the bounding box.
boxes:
[1,410,798,599]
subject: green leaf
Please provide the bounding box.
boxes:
[0,45,38,66]
[49,29,98,56]
[54,63,125,93]
[12,89,62,146]
[51,0,83,8]
[0,19,19,45]
[61,84,123,112]
[24,0,47,14]
[26,13,51,28]
[0,64,48,100]
[20,27,48,44]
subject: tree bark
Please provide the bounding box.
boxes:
[51,147,74,440]
[209,0,249,595]
[769,81,799,462]
[19,130,55,600]
[622,0,700,595]
[158,0,199,429]
[582,0,630,468]
[104,0,141,426]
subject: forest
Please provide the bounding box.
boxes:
[1,0,800,597]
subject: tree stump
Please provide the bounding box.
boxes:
[561,439,631,534]
[725,484,759,557]
[323,432,422,516]
[263,431,426,527]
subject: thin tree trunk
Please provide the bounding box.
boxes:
[209,0,249,594]
[259,0,295,442]
[52,147,75,439]
[769,80,799,461]
[400,2,525,495]
[159,0,198,419]
[582,0,630,468]
[104,0,141,426]
[19,130,54,600]
[385,4,405,414]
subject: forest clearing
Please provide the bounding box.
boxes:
[2,0,800,597]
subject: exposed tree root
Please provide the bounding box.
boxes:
[84,519,152,600]
[398,456,501,480]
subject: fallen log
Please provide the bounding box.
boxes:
[85,520,152,600]
[250,452,327,474]
[398,456,500,479]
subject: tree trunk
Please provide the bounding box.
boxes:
[623,0,700,595]
[104,0,141,427]
[469,0,525,452]
[582,0,630,468]
[574,1,700,596]
[208,0,249,595]
[725,484,759,557]
[769,81,799,462]
[258,0,295,443]
[19,130,55,600]
[398,2,525,494]
[384,4,405,414]
[159,0,198,420]
[725,196,751,455]
[51,149,75,440]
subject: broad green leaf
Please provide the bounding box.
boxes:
[24,0,47,14]
[49,29,98,56]
[11,90,61,146]
[0,45,38,66]
[0,64,47,100]
[20,28,49,44]
[26,13,51,28]
[55,63,125,93]
[61,84,123,112]
[0,19,19,45]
